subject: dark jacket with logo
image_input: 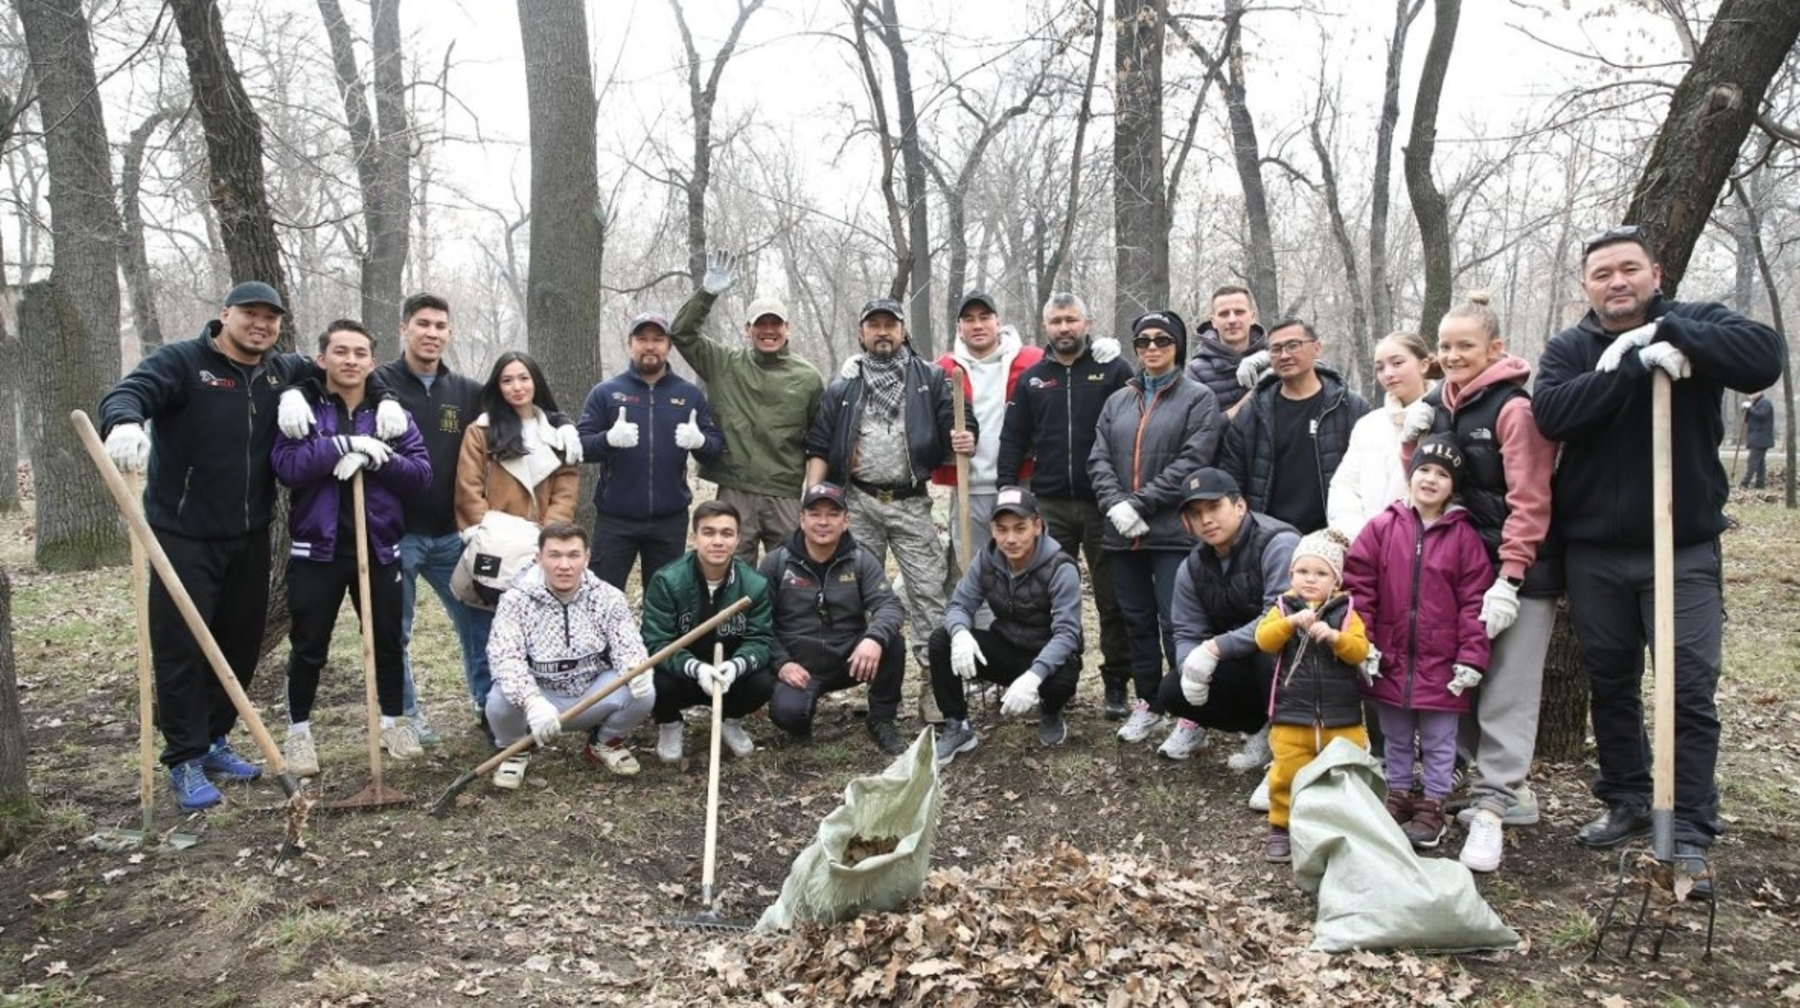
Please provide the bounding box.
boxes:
[1256,591,1369,728]
[758,529,905,673]
[1221,364,1370,527]
[1535,296,1783,547]
[1170,513,1299,663]
[271,391,432,565]
[944,530,1083,676]
[997,349,1135,498]
[577,369,725,520]
[99,321,322,539]
[640,551,774,679]
[372,357,484,537]
[805,352,976,488]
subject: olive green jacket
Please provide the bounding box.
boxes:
[668,290,825,496]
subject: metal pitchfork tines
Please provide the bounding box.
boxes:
[1590,847,1716,962]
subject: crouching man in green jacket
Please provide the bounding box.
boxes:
[641,500,776,764]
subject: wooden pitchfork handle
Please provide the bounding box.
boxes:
[700,643,726,909]
[950,362,972,567]
[352,471,387,792]
[70,410,300,798]
[1650,370,1676,862]
[429,596,751,816]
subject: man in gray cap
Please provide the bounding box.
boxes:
[98,282,408,810]
[663,251,825,562]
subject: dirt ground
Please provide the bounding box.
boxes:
[1,497,1797,1007]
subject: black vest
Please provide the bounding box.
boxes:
[1427,382,1562,596]
[1186,513,1297,628]
[979,551,1077,653]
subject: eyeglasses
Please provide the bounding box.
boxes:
[1583,225,1644,256]
[1133,335,1178,349]
[1268,338,1318,357]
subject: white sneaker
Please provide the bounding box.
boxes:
[381,718,423,760]
[283,731,319,778]
[656,722,684,765]
[1116,701,1165,743]
[1247,770,1272,812]
[1459,808,1505,873]
[720,719,755,758]
[1226,725,1272,772]
[1156,718,1205,760]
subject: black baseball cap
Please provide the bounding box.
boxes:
[223,281,286,315]
[957,290,998,317]
[801,482,849,511]
[991,485,1038,519]
[859,299,905,324]
[1181,467,1241,505]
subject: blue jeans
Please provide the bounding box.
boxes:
[1108,548,1185,712]
[399,531,493,712]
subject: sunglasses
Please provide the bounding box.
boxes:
[1583,224,1644,256]
[1268,338,1317,357]
[1133,335,1178,349]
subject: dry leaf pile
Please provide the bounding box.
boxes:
[677,842,1481,1006]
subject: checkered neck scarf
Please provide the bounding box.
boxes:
[862,351,907,422]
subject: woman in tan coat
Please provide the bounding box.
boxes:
[457,351,580,531]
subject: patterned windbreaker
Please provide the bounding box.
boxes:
[487,562,649,706]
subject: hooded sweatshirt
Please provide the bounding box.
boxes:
[932,326,1042,490]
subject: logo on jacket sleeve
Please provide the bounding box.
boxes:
[1028,376,1061,390]
[197,370,237,389]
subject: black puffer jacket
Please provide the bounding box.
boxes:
[757,529,905,673]
[1088,374,1221,551]
[1259,591,1367,729]
[805,352,974,487]
[1184,321,1267,416]
[1220,364,1370,524]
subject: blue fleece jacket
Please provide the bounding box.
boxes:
[576,368,724,519]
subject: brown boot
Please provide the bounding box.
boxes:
[1403,797,1447,850]
[1384,791,1415,826]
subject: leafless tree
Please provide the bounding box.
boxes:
[668,0,765,285]
[1114,0,1168,334]
[1403,0,1458,339]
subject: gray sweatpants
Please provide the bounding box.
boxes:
[846,486,947,664]
[1461,595,1556,816]
[484,670,655,749]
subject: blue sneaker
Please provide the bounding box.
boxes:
[201,737,262,781]
[169,759,223,810]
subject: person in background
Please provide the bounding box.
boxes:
[1741,389,1774,489]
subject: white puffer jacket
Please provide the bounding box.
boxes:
[1327,384,1437,543]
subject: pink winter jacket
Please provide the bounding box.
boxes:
[1341,501,1494,714]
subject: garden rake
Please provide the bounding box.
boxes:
[1589,371,1717,962]
[669,644,756,931]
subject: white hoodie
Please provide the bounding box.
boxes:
[953,326,1024,492]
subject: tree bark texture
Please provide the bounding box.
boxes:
[1310,108,1370,399]
[121,108,176,353]
[0,103,19,515]
[1039,0,1107,314]
[1221,0,1278,317]
[0,568,31,847]
[1113,0,1169,337]
[20,282,127,569]
[1370,0,1423,343]
[874,0,935,356]
[1535,599,1591,763]
[1403,0,1458,341]
[1624,0,1800,298]
[169,0,294,351]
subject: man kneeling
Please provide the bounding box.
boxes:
[485,522,655,786]
[931,486,1084,766]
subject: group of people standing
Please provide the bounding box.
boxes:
[98,227,1780,885]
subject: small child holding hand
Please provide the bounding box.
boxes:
[1254,529,1370,863]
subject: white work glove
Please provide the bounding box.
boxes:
[1360,646,1383,686]
[626,669,653,699]
[1399,399,1436,443]
[1000,671,1043,716]
[1090,336,1122,364]
[1180,646,1219,707]
[332,452,368,482]
[104,422,151,473]
[1236,350,1272,389]
[839,353,863,381]
[1447,663,1484,697]
[1107,501,1149,539]
[674,409,706,450]
[344,435,392,470]
[713,657,743,694]
[524,695,562,747]
[1639,343,1691,381]
[375,398,407,441]
[950,629,987,680]
[277,388,314,438]
[459,524,478,544]
[1594,321,1659,373]
[702,249,736,295]
[1480,578,1520,639]
[543,421,584,464]
[605,407,639,449]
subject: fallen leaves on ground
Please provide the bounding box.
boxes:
[665,841,1479,1006]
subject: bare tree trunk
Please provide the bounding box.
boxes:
[120,108,176,354]
[1039,0,1106,313]
[0,569,31,853]
[0,97,19,516]
[1623,0,1800,297]
[17,0,129,570]
[669,0,766,284]
[1731,174,1798,509]
[873,0,935,355]
[1113,0,1168,335]
[932,77,1046,324]
[517,0,603,525]
[1403,0,1458,340]
[1370,0,1424,341]
[1535,599,1590,763]
[1221,0,1278,316]
[1309,101,1371,397]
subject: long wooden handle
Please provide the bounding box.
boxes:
[950,363,972,566]
[129,472,155,832]
[353,471,384,789]
[1650,371,1675,858]
[70,410,296,793]
[701,642,725,900]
